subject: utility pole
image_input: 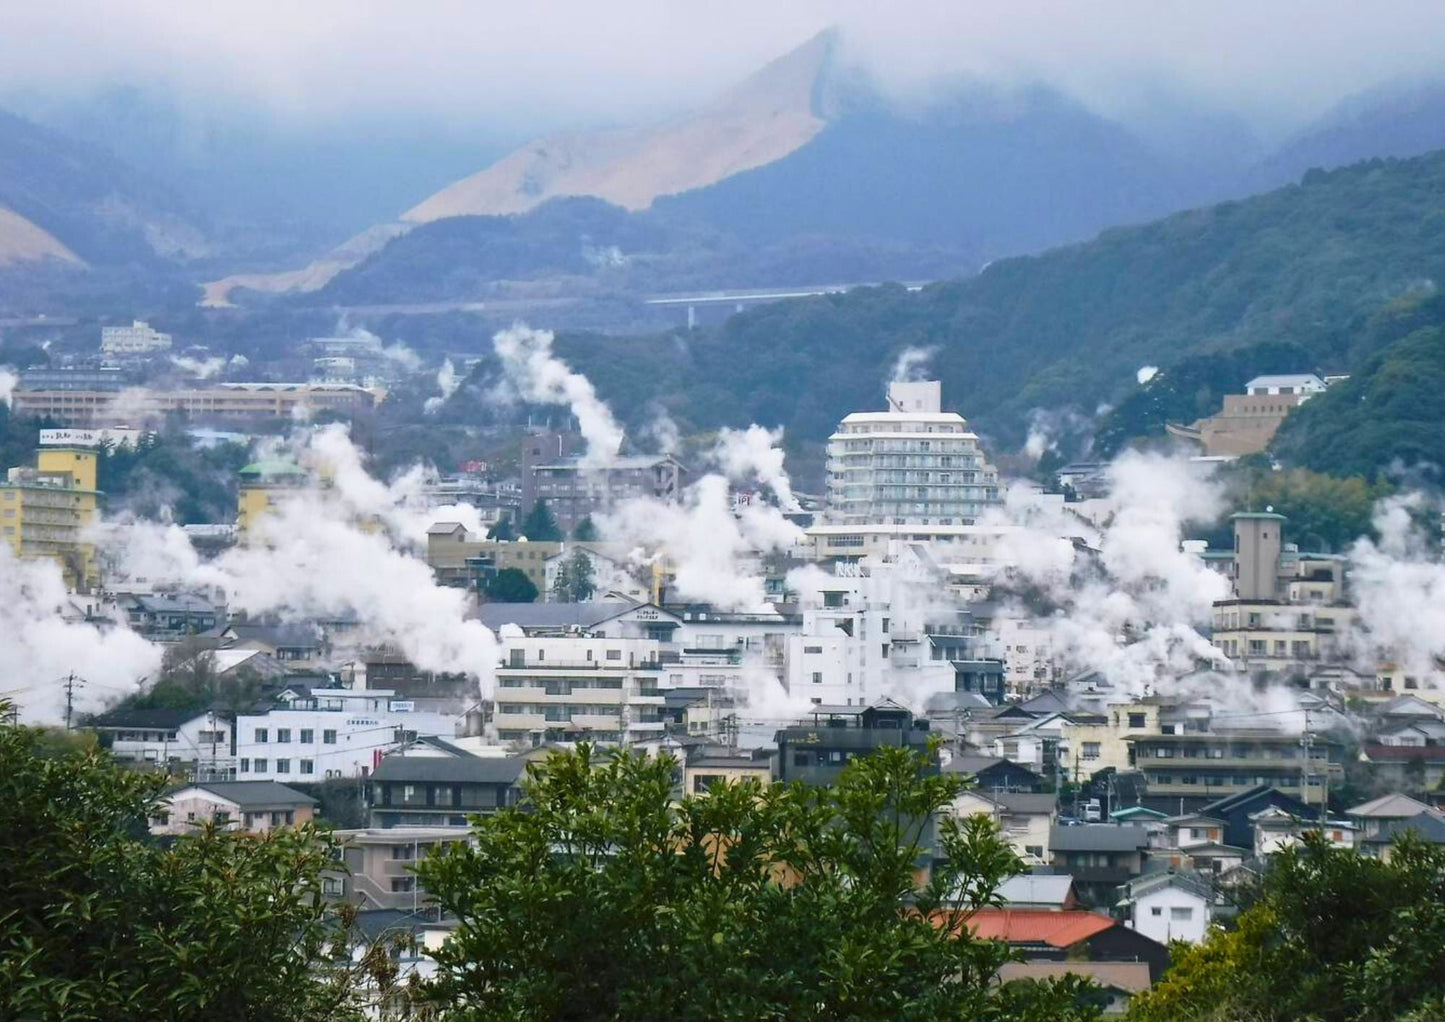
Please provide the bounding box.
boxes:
[63,673,83,730]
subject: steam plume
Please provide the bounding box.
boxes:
[888,345,935,384]
[493,324,623,467]
[714,425,801,511]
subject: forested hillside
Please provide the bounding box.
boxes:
[544,150,1445,449]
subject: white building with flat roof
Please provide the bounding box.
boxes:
[494,635,667,746]
[101,320,172,355]
[235,688,464,783]
[825,380,1000,530]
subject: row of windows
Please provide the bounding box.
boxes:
[1148,773,1321,787]
[252,728,337,744]
[240,757,317,775]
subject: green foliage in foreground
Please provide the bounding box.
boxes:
[0,712,377,1021]
[416,743,1102,1022]
[1128,833,1445,1022]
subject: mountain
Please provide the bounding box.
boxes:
[213,30,1210,306]
[1250,78,1445,189]
[510,150,1445,454]
[403,30,836,222]
[0,107,209,268]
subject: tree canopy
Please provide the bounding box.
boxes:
[519,499,563,542]
[416,743,1101,1022]
[551,547,597,602]
[0,709,380,1021]
[485,566,538,603]
[1128,832,1445,1022]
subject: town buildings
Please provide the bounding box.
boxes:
[86,707,234,780]
[1,445,100,587]
[492,634,667,746]
[426,522,560,593]
[100,319,173,356]
[823,380,1001,531]
[149,780,316,836]
[10,382,380,427]
[525,452,688,535]
[235,687,467,782]
[1167,373,1328,457]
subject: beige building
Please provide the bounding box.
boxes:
[149,781,316,836]
[425,522,560,593]
[1,446,100,588]
[494,635,667,746]
[329,826,471,910]
[953,789,1057,865]
[683,749,773,795]
[1062,701,1165,777]
[11,382,380,427]
[1167,374,1327,458]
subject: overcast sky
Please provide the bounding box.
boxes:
[6,1,1445,134]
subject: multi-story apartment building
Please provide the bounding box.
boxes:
[85,708,234,780]
[824,380,1000,528]
[330,826,470,910]
[493,635,667,746]
[785,550,1001,707]
[11,382,380,427]
[426,522,561,593]
[775,701,935,786]
[1125,729,1344,802]
[236,688,465,782]
[368,747,525,827]
[100,319,172,355]
[237,458,311,537]
[525,454,688,535]
[1,445,100,588]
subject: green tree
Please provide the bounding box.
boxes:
[519,499,563,542]
[572,515,599,541]
[0,707,390,1021]
[1129,833,1445,1022]
[551,548,597,603]
[486,515,516,541]
[485,566,538,603]
[416,743,1100,1022]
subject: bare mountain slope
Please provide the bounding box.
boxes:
[0,205,83,267]
[404,30,833,221]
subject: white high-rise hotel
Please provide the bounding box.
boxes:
[825,381,1000,526]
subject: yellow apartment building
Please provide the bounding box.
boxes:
[237,459,310,538]
[0,446,100,588]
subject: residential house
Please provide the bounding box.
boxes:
[368,748,525,828]
[330,827,471,910]
[1170,785,1316,852]
[775,701,933,786]
[150,780,316,836]
[941,753,1043,793]
[1359,810,1445,860]
[964,909,1170,982]
[1347,793,1435,840]
[1250,805,1357,857]
[85,708,233,780]
[996,874,1080,911]
[954,789,1057,865]
[122,592,222,638]
[1119,871,1217,945]
[425,523,561,593]
[1047,825,1150,908]
[996,962,1151,1016]
[682,747,773,795]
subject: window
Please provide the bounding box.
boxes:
[793,752,811,767]
[276,728,291,743]
[254,728,268,743]
[239,758,250,773]
[1151,906,1163,917]
[605,649,621,661]
[300,759,314,775]
[1082,742,1101,760]
[276,758,291,773]
[254,758,268,772]
[322,877,344,896]
[804,645,823,654]
[299,729,313,744]
[390,878,416,893]
[812,672,823,684]
[1170,906,1193,921]
[323,729,337,744]
[1128,713,1146,729]
[403,784,416,801]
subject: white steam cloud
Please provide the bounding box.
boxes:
[493,324,624,467]
[0,365,18,408]
[169,354,227,379]
[1137,365,1160,385]
[0,545,162,723]
[423,358,461,414]
[714,424,801,512]
[1347,494,1445,684]
[889,345,936,384]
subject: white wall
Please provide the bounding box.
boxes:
[1130,886,1210,944]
